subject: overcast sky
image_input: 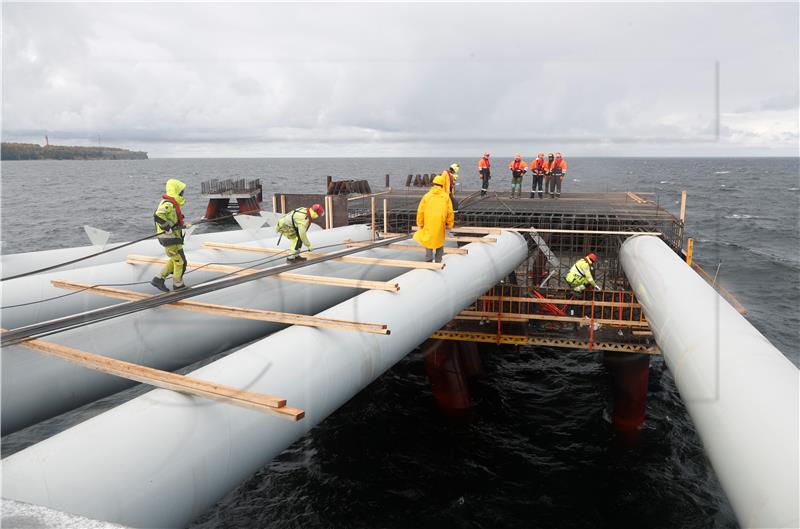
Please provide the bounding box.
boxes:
[2,2,798,157]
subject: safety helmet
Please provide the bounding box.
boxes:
[586,252,598,263]
[483,152,490,157]
[556,152,563,158]
[548,153,555,159]
[432,173,447,187]
[537,152,545,158]
[514,153,521,160]
[309,203,324,219]
[449,163,460,174]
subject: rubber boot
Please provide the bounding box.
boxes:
[173,282,187,291]
[150,277,169,293]
[529,191,534,199]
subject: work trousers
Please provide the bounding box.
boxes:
[159,244,187,284]
[549,173,563,197]
[425,247,444,263]
[480,169,491,195]
[531,173,545,197]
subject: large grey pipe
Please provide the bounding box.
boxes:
[1,225,426,434]
[620,235,798,528]
[1,230,528,528]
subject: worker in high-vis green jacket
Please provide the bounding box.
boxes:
[276,204,324,262]
[150,179,190,292]
[565,252,601,294]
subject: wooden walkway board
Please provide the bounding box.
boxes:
[403,229,497,243]
[201,242,445,270]
[1,330,304,421]
[51,280,391,335]
[344,241,468,255]
[126,255,400,292]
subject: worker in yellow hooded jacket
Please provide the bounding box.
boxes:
[151,178,190,292]
[413,173,454,263]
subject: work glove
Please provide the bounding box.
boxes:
[307,245,314,252]
[594,285,602,291]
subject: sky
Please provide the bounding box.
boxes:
[2,2,798,158]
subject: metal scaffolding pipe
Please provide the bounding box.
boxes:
[1,231,528,528]
[620,235,798,529]
[1,225,424,434]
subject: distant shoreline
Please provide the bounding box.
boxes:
[1,142,148,161]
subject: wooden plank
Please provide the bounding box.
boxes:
[383,198,389,236]
[679,191,687,224]
[126,255,400,292]
[344,241,468,255]
[478,295,641,309]
[2,330,304,421]
[626,191,648,204]
[51,280,391,334]
[446,226,662,236]
[456,310,650,327]
[201,242,445,270]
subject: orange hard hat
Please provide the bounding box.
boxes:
[310,203,325,216]
[586,252,598,263]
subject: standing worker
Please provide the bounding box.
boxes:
[530,152,547,199]
[151,178,191,292]
[440,163,460,211]
[478,152,491,196]
[413,173,454,263]
[275,204,325,262]
[565,252,601,294]
[508,153,528,199]
[548,152,568,199]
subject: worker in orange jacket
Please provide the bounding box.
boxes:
[548,152,567,199]
[508,153,528,199]
[478,152,491,196]
[530,152,547,199]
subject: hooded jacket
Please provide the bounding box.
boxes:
[154,179,187,247]
[413,177,454,250]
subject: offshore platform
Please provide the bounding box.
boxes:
[0,175,795,529]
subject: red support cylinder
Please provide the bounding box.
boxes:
[423,340,471,413]
[603,352,651,431]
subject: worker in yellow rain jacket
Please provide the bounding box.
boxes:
[276,204,325,262]
[565,252,601,294]
[413,173,454,263]
[151,178,191,292]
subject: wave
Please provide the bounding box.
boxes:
[724,214,761,219]
[714,171,731,174]
[788,187,799,191]
[696,239,800,269]
[659,180,671,184]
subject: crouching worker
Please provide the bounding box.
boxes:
[565,252,601,294]
[413,173,454,263]
[276,204,324,262]
[151,178,190,292]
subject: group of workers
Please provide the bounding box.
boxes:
[149,171,598,297]
[479,151,568,199]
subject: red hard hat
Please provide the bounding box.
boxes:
[586,252,598,262]
[310,203,325,216]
